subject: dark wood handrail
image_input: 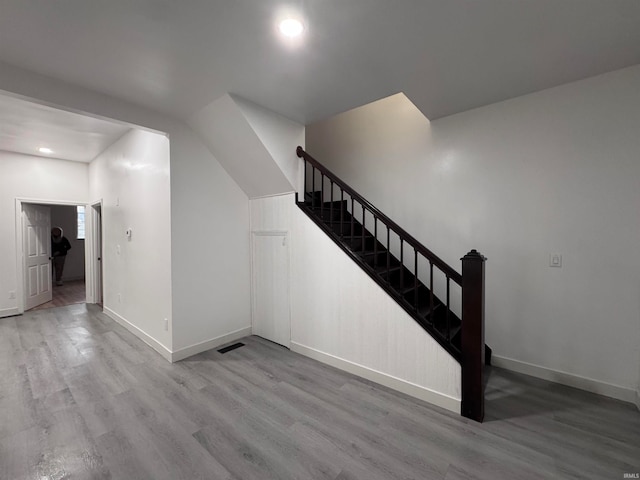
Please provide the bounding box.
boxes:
[297,146,463,285]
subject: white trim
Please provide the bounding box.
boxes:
[635,389,640,412]
[15,199,24,314]
[103,307,172,362]
[0,307,20,318]
[102,307,251,364]
[171,326,252,362]
[492,355,637,404]
[250,191,296,200]
[0,89,168,137]
[16,197,89,207]
[85,200,103,306]
[291,341,461,414]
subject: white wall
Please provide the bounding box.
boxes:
[188,94,294,198]
[89,129,173,350]
[50,205,85,281]
[0,151,88,317]
[306,65,640,401]
[1,63,252,360]
[234,95,305,194]
[250,193,461,412]
[169,124,251,354]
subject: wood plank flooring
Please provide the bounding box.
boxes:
[1,304,638,479]
[30,280,86,311]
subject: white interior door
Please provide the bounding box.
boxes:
[92,204,103,305]
[252,232,290,348]
[23,204,52,310]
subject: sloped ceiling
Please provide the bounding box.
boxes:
[233,95,305,190]
[188,94,299,198]
[0,1,639,124]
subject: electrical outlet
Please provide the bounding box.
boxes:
[549,254,562,268]
[164,318,169,331]
[9,291,16,299]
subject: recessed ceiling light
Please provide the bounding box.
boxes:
[279,18,304,37]
[38,147,54,154]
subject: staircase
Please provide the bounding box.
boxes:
[295,146,488,422]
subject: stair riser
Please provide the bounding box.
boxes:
[362,251,400,269]
[381,267,418,291]
[311,208,350,222]
[346,236,378,252]
[305,198,347,210]
[330,222,365,236]
[402,285,432,308]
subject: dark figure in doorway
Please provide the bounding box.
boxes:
[51,227,71,286]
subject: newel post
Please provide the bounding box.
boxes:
[461,249,486,422]
[296,146,305,203]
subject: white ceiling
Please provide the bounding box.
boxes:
[0,94,131,162]
[0,1,639,125]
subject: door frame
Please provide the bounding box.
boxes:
[250,230,291,348]
[86,200,103,305]
[15,197,94,314]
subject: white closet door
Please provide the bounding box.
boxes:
[252,232,290,348]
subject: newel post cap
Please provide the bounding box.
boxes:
[461,249,487,262]
[296,146,305,157]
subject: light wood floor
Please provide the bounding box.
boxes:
[0,304,638,479]
[30,279,86,311]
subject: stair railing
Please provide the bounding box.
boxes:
[296,146,486,422]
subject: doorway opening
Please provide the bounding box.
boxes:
[18,200,101,312]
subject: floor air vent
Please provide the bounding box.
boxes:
[217,342,245,354]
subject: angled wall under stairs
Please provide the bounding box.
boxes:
[251,192,463,413]
[298,191,464,359]
[295,147,488,421]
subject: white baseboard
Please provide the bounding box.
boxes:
[103,307,172,362]
[102,307,251,364]
[171,326,252,362]
[291,342,460,414]
[0,307,20,318]
[492,355,636,404]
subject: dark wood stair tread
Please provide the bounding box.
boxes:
[417,301,440,318]
[343,234,375,240]
[322,220,362,226]
[360,250,385,257]
[377,265,402,275]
